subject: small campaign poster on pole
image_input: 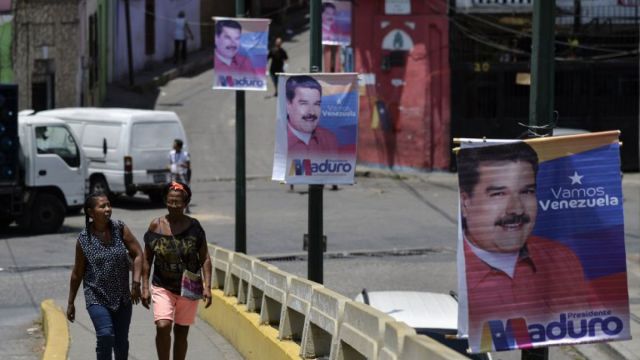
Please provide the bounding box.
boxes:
[455,131,630,353]
[321,1,351,46]
[272,73,359,185]
[213,17,270,91]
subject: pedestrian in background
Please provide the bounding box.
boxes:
[169,139,190,184]
[67,191,143,360]
[168,139,190,213]
[267,37,288,97]
[174,11,194,64]
[141,181,212,360]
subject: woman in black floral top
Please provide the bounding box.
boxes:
[66,192,143,360]
[141,181,212,360]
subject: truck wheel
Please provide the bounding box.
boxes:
[29,194,65,234]
[90,177,110,196]
[148,190,164,204]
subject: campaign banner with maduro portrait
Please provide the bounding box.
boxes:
[455,131,630,353]
[322,0,352,46]
[272,73,359,185]
[213,17,270,91]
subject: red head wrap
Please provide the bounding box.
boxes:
[169,181,186,192]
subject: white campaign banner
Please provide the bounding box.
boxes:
[456,133,630,353]
[271,73,359,185]
[213,17,270,91]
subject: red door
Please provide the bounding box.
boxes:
[366,15,449,169]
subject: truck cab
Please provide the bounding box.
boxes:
[0,114,86,233]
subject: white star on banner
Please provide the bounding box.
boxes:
[569,171,584,185]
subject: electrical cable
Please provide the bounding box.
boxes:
[445,3,638,62]
[430,0,639,54]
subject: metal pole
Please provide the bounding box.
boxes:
[308,0,323,284]
[523,1,554,359]
[124,0,134,86]
[235,0,247,253]
[528,0,555,137]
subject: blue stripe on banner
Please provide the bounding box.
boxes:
[533,143,625,279]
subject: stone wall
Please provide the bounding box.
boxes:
[13,0,81,110]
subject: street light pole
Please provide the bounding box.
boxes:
[235,0,247,254]
[308,0,324,284]
[528,0,555,137]
[523,1,555,359]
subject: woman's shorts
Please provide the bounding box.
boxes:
[151,284,198,326]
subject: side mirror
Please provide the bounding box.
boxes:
[102,138,107,155]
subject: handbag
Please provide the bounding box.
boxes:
[171,235,203,300]
[180,268,204,300]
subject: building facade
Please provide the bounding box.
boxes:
[0,0,13,83]
[110,0,202,81]
[353,0,451,171]
[13,0,85,110]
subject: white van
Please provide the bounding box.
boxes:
[37,108,188,202]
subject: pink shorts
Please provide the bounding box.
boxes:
[151,284,199,326]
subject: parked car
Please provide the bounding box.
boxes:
[37,108,188,202]
[355,290,491,360]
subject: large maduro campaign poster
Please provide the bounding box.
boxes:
[455,131,630,353]
[322,0,352,46]
[213,17,270,91]
[272,73,358,185]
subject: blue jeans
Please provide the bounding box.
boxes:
[87,303,132,360]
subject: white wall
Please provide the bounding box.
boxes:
[113,0,201,81]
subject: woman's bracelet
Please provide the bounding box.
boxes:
[132,281,141,287]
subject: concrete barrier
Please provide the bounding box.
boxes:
[247,260,275,313]
[224,252,258,304]
[211,246,233,290]
[200,246,476,360]
[41,299,69,360]
[378,321,416,360]
[278,276,320,342]
[300,286,349,359]
[399,334,469,359]
[198,289,300,360]
[333,300,395,360]
[260,267,290,327]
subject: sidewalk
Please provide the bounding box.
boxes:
[58,293,242,360]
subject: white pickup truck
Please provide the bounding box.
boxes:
[0,112,86,233]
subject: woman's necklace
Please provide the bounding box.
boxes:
[93,226,111,244]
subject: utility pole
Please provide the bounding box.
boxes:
[524,1,555,358]
[308,0,324,284]
[124,0,134,86]
[528,0,555,138]
[235,0,247,253]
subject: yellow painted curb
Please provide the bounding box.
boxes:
[41,299,70,360]
[199,289,301,360]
